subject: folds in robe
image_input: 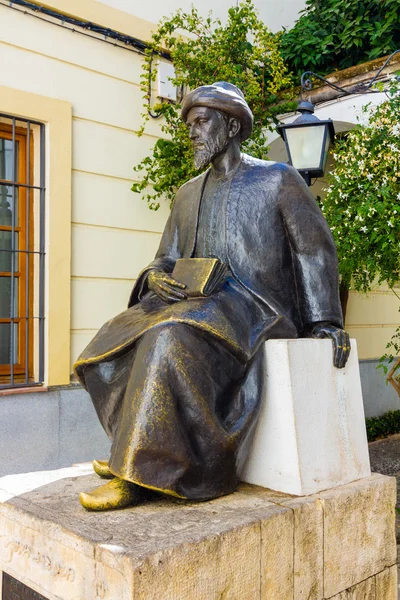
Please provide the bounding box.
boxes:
[74,155,343,500]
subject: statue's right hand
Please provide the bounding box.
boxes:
[147,270,187,303]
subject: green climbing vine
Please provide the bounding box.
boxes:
[131,0,296,209]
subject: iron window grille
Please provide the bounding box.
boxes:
[0,114,45,389]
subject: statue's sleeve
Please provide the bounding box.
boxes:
[278,164,343,329]
[127,189,183,307]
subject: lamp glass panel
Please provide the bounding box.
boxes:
[285,124,326,170]
[321,129,331,172]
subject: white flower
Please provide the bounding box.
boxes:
[360,226,368,233]
[388,220,394,227]
[392,124,400,136]
[397,192,400,200]
[366,173,373,181]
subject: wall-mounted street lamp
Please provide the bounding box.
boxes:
[278,49,400,186]
[277,101,334,186]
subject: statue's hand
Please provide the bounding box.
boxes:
[147,270,187,303]
[311,322,351,369]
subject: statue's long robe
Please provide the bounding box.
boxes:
[75,155,343,501]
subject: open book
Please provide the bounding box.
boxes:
[172,258,228,297]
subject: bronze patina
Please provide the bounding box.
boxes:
[75,82,350,511]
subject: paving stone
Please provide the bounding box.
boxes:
[369,435,400,476]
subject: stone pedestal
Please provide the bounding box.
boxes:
[0,471,397,600]
[240,338,371,495]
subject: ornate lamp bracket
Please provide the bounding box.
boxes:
[300,49,400,98]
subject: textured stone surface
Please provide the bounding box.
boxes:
[260,504,294,599]
[375,566,398,600]
[281,497,324,600]
[321,474,397,598]
[0,472,396,600]
[327,576,375,599]
[240,339,371,496]
[0,475,283,600]
[131,521,261,600]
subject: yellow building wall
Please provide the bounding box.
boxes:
[346,287,400,360]
[0,1,171,379]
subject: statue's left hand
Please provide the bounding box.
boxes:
[311,322,351,369]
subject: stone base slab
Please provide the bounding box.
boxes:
[0,473,396,600]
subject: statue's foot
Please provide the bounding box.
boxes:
[79,477,146,511]
[92,459,114,479]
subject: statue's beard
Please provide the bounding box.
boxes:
[193,130,229,170]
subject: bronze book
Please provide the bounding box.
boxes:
[172,258,228,297]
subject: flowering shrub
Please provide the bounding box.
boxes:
[320,80,400,293]
[320,79,400,379]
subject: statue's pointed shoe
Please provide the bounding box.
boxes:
[79,478,145,511]
[92,459,114,479]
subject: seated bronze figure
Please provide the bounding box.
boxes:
[74,82,350,511]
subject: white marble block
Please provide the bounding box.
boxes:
[239,338,371,496]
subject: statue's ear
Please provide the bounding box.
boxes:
[228,117,241,139]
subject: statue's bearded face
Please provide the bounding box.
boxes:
[186,106,231,170]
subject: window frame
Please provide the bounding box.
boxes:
[0,124,35,382]
[0,86,72,391]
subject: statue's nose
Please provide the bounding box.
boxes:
[189,126,198,140]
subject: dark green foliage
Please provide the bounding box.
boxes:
[281,0,400,78]
[366,409,400,441]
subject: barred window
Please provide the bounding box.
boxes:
[0,115,45,389]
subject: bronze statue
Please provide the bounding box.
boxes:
[74,82,350,511]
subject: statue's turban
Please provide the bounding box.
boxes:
[181,81,253,142]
